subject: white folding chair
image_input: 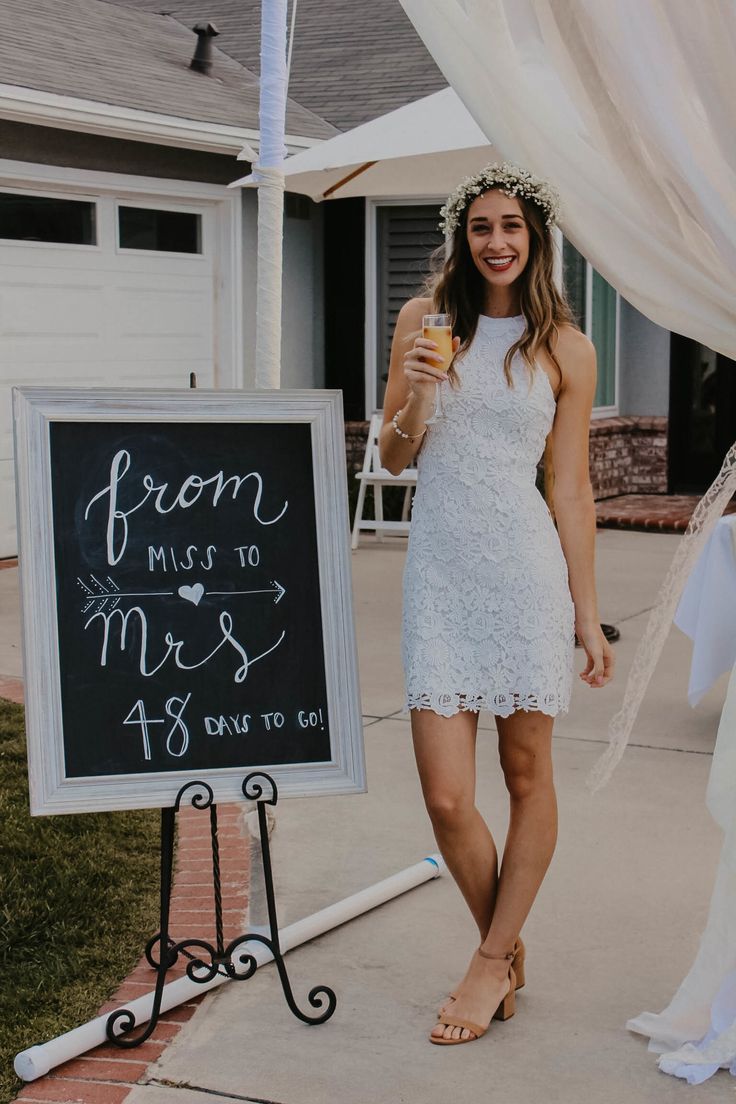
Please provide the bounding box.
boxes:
[351,412,418,550]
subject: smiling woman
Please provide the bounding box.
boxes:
[377,161,614,1047]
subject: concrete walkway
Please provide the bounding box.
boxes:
[138,529,730,1103]
[4,530,734,1101]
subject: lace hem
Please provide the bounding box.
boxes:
[406,690,569,719]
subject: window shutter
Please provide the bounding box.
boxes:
[376,205,443,409]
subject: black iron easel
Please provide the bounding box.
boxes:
[106,772,337,1047]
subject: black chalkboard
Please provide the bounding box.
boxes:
[49,420,331,779]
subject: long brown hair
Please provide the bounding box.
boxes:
[424,188,580,516]
[426,188,579,389]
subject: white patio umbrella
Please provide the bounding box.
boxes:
[229,86,500,201]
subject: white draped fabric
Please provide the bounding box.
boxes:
[400,0,736,1078]
[627,665,736,1081]
[399,0,736,358]
[399,0,736,787]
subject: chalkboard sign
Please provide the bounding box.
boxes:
[13,388,365,815]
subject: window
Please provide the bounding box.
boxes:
[118,206,202,253]
[0,192,96,244]
[562,238,586,330]
[562,238,618,411]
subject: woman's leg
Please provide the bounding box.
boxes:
[433,709,557,1041]
[483,708,557,952]
[411,707,499,940]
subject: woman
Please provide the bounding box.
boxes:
[379,162,615,1046]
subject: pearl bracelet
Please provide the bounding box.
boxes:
[392,409,427,440]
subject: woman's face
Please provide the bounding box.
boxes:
[465,189,530,288]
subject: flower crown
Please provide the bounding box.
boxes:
[439,161,561,236]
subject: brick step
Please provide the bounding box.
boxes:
[596,494,736,533]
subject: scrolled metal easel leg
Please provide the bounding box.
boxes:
[239,771,337,1024]
[107,773,336,1047]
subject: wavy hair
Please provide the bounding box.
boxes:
[423,187,580,515]
[425,189,579,389]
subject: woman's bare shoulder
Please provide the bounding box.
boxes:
[398,296,433,325]
[551,323,596,393]
[552,323,595,360]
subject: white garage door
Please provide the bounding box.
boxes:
[0,179,235,557]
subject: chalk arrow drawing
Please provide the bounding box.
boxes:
[77,574,173,614]
[77,575,287,613]
[207,580,287,605]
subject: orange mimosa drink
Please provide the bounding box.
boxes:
[422,322,453,372]
[422,313,452,424]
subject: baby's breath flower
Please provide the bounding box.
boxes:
[439,161,561,235]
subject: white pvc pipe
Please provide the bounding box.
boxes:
[15,854,445,1081]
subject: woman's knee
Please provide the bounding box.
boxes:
[499,743,554,800]
[423,787,474,830]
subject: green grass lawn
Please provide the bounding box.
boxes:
[0,700,160,1104]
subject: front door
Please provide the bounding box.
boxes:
[668,334,736,492]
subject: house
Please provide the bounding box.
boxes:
[117,0,735,500]
[0,0,337,555]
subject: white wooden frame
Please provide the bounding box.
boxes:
[13,387,365,815]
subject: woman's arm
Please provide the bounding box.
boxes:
[379,297,455,475]
[549,330,615,689]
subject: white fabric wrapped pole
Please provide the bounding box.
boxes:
[254,0,288,389]
[14,854,445,1081]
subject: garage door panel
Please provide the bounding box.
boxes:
[0,280,105,341]
[113,286,212,344]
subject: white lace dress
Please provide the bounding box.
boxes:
[402,312,576,719]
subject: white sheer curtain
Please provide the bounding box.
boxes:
[400,0,736,1076]
[398,0,736,788]
[399,0,736,357]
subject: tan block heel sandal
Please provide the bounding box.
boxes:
[430,949,516,1046]
[438,935,525,1020]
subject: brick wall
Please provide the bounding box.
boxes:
[344,415,669,499]
[589,416,668,498]
[346,421,372,473]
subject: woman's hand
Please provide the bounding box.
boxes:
[576,621,615,688]
[403,334,460,404]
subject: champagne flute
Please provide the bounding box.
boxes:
[422,313,453,424]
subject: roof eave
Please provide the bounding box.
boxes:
[0,84,328,158]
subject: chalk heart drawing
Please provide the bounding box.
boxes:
[178,583,205,606]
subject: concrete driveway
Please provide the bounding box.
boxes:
[126,529,731,1103]
[3,530,731,1101]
